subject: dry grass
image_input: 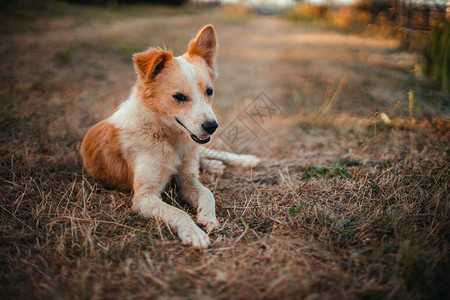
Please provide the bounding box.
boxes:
[1,3,449,299]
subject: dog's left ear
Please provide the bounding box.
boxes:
[188,25,218,75]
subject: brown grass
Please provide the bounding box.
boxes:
[1,3,449,300]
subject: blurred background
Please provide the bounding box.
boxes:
[1,0,448,122]
[1,0,449,162]
[1,0,448,154]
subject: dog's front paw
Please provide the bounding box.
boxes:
[197,213,220,233]
[178,223,210,249]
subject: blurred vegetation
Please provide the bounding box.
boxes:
[284,1,449,93]
[0,0,187,15]
[421,22,450,93]
[64,0,187,5]
[0,0,200,34]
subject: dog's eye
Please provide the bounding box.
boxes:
[206,88,213,97]
[173,93,188,102]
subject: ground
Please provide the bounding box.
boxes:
[0,3,449,299]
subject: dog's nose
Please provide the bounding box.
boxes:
[202,120,218,135]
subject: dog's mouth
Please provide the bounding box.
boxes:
[175,118,211,144]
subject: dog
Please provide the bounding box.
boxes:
[80,25,259,248]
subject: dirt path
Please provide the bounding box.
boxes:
[3,8,448,122]
[217,15,444,117]
[2,7,446,162]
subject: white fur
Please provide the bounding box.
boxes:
[200,148,261,168]
[200,159,226,175]
[175,57,217,137]
[105,70,258,248]
[175,57,198,95]
[108,85,217,248]
[109,88,141,128]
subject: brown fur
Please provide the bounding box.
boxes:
[188,25,217,79]
[133,50,173,81]
[80,120,134,190]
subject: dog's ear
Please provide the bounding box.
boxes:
[188,25,218,73]
[133,49,173,81]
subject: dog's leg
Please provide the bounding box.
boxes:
[131,156,210,248]
[132,192,210,248]
[200,148,260,168]
[177,158,219,233]
[178,178,219,233]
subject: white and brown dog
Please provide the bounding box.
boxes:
[81,25,259,248]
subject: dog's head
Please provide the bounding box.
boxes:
[133,25,218,144]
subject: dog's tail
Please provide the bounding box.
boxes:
[200,148,260,168]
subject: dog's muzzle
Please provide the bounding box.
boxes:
[175,118,213,144]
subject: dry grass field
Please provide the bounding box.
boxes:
[1,2,449,299]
